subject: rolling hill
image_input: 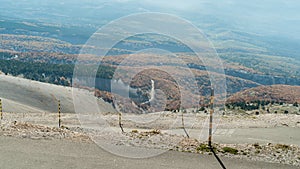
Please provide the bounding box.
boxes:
[227,85,300,104]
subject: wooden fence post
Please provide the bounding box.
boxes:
[58,100,61,128]
[208,89,214,146]
[0,99,3,120]
[181,109,190,138]
[208,88,227,169]
[119,112,124,133]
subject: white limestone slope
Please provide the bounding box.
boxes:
[0,74,115,114]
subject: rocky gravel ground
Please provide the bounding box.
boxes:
[0,121,91,142]
[0,118,299,167]
[0,112,300,167]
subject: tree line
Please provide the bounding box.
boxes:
[0,59,115,86]
[226,100,298,111]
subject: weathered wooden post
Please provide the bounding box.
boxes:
[0,99,3,120]
[119,112,124,133]
[58,99,61,128]
[181,109,189,138]
[208,88,226,169]
[208,89,214,146]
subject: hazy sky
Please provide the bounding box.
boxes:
[0,0,299,39]
[114,0,300,39]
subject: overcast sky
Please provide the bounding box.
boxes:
[1,0,299,39]
[114,0,300,39]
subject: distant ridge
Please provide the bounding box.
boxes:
[227,85,300,104]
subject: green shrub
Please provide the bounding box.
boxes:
[253,143,261,149]
[197,144,210,152]
[275,144,290,150]
[222,147,238,155]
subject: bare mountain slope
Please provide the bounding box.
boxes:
[0,74,115,113]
